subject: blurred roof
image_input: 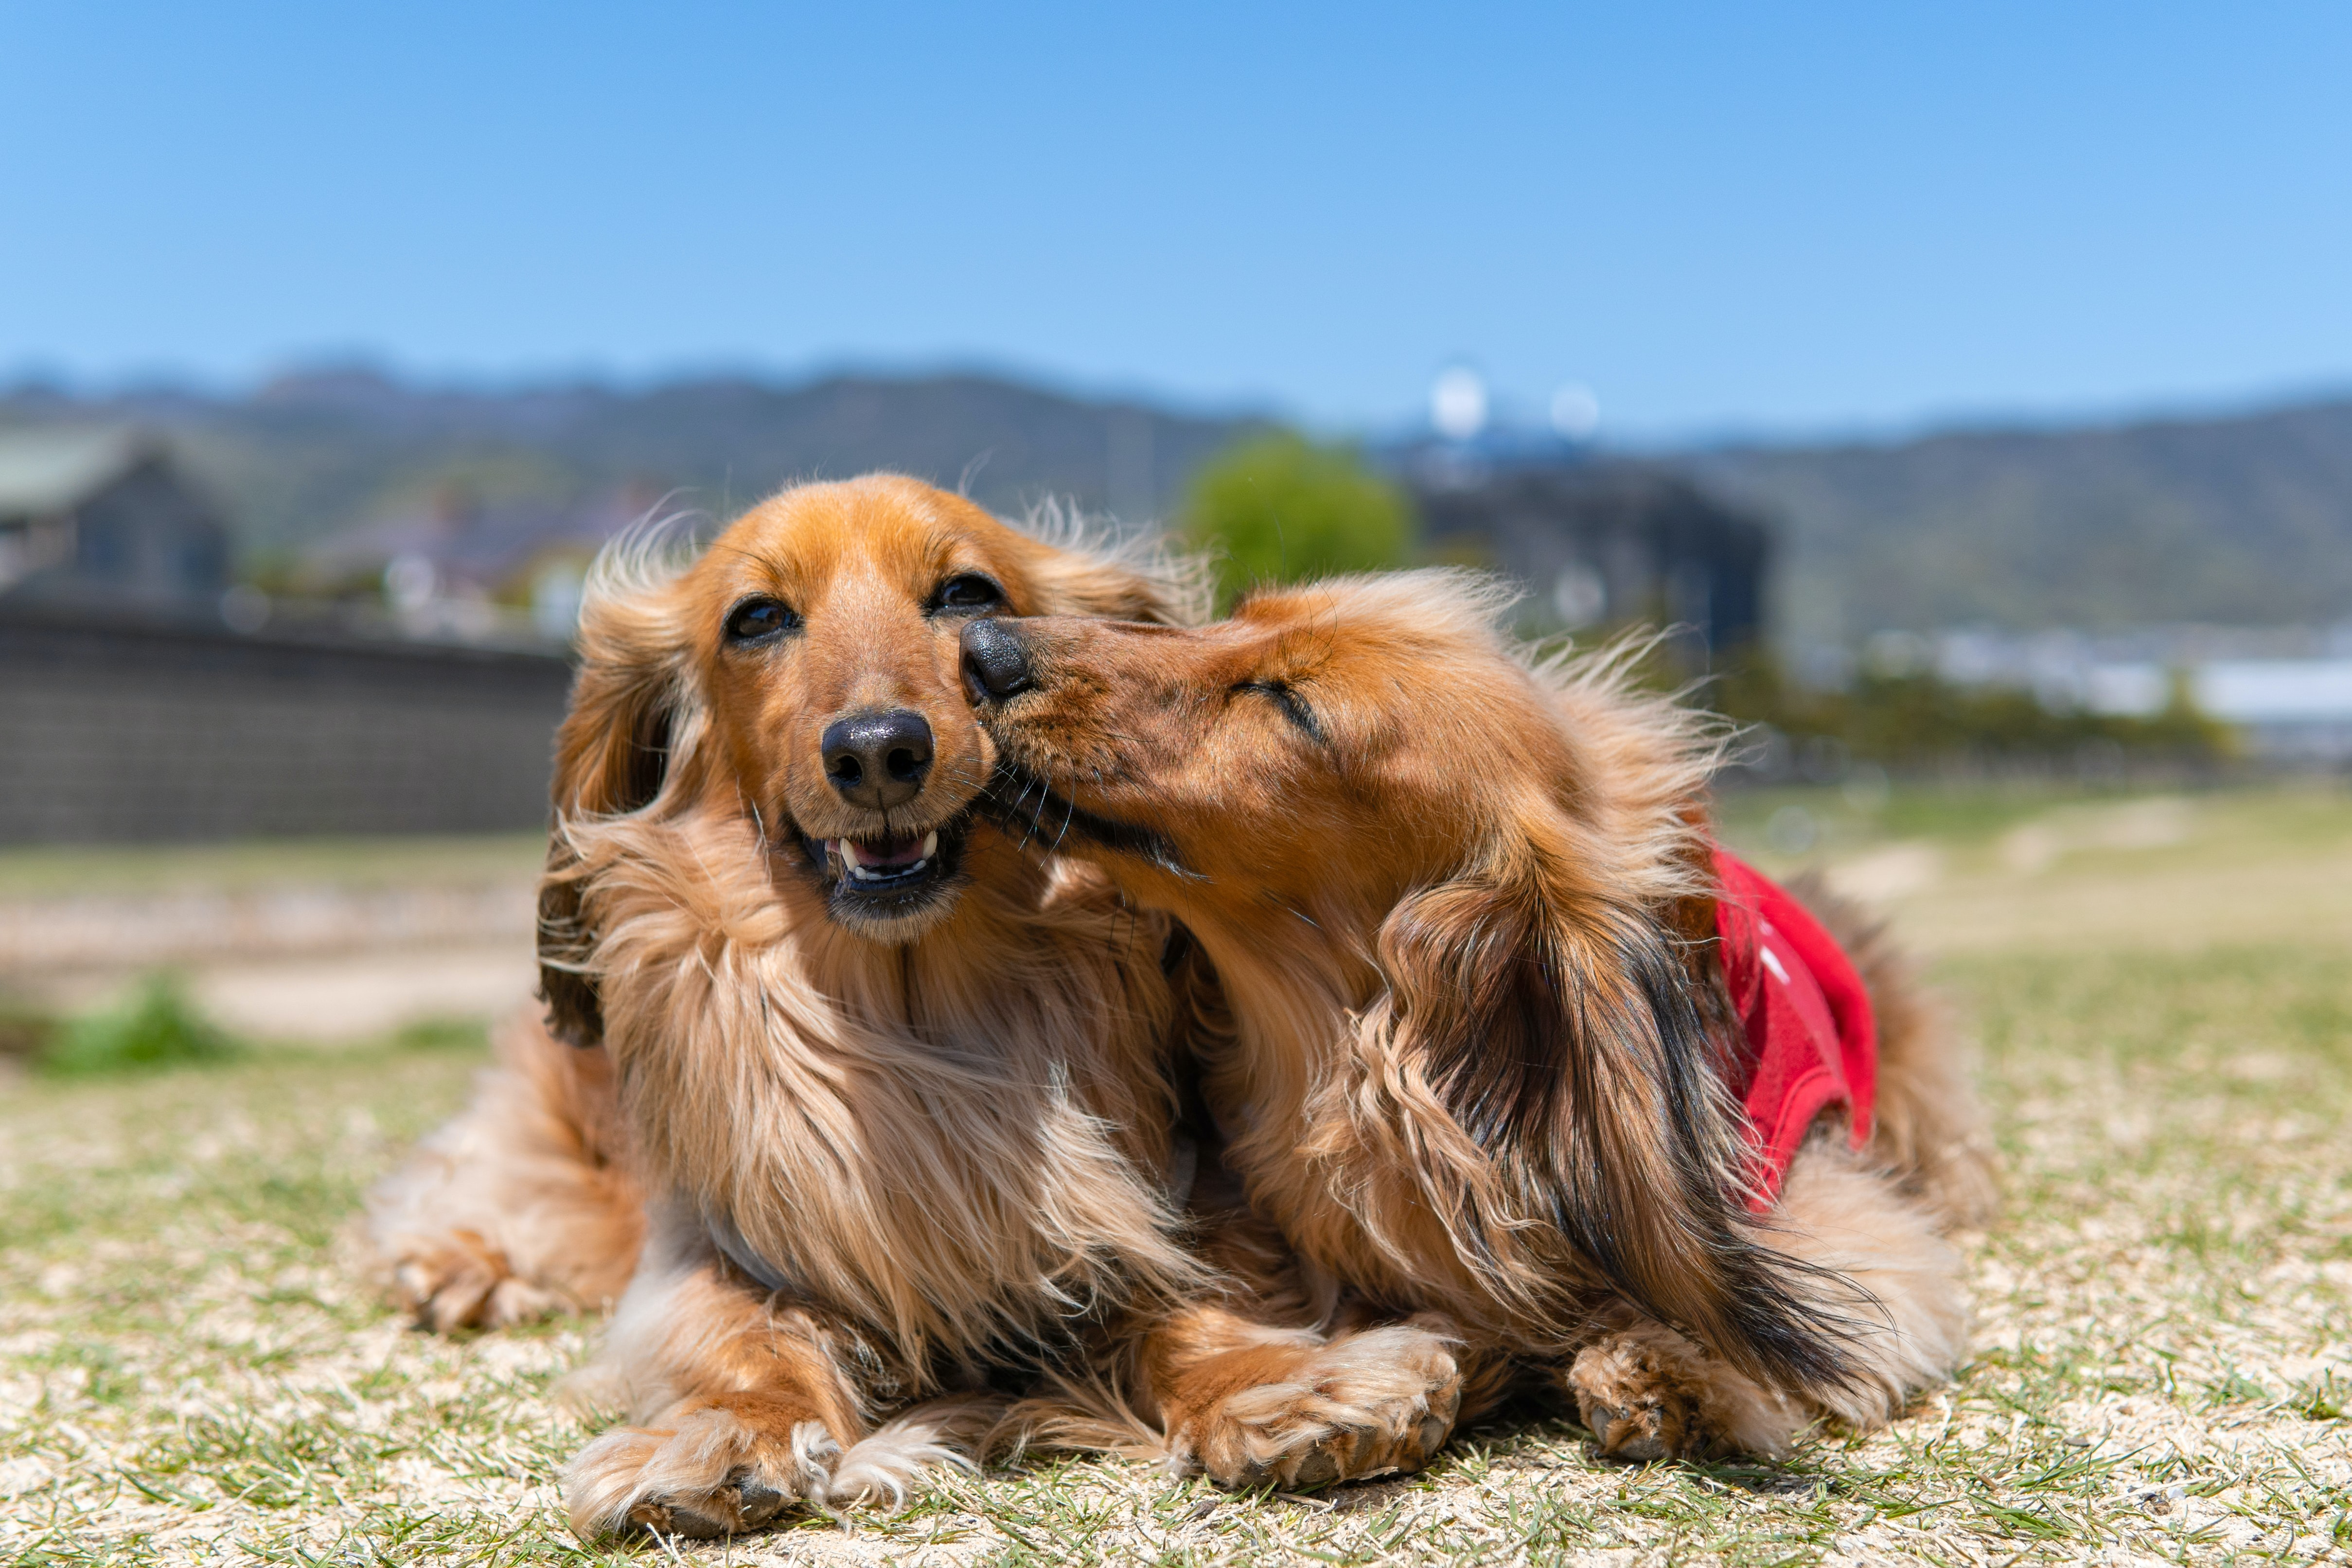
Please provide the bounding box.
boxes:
[0,427,151,517]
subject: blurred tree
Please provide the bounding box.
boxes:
[1183,434,1414,604]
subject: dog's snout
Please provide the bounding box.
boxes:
[960,619,1034,702]
[821,708,934,810]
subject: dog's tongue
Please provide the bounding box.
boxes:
[833,831,930,871]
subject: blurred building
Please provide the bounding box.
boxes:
[0,427,231,608]
[1401,455,1770,656]
[1921,622,2352,762]
[0,427,576,843]
[299,482,664,642]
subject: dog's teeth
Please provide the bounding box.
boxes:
[837,840,860,870]
[922,831,938,859]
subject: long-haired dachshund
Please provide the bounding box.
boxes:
[370,476,1248,1535]
[966,570,1995,1469]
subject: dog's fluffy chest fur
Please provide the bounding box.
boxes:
[568,810,1199,1377]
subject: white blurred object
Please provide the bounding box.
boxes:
[1551,564,1607,628]
[1549,382,1601,440]
[532,560,586,640]
[1430,367,1488,441]
[2194,659,2352,722]
[2084,662,2168,717]
[384,553,437,612]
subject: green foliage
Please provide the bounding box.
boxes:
[1182,434,1415,603]
[392,1015,490,1053]
[41,973,239,1077]
[1710,653,2234,770]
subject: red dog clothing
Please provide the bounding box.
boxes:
[1713,851,1877,1209]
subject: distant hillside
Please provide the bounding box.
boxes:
[0,369,1268,557]
[1691,398,2352,646]
[6,369,2351,646]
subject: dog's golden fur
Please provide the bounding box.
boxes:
[367,477,1283,1536]
[366,1014,643,1330]
[369,514,1995,1530]
[971,570,1995,1464]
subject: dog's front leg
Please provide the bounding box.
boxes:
[561,1210,870,1539]
[1144,1304,1470,1490]
[1125,1207,1492,1490]
[366,1018,644,1331]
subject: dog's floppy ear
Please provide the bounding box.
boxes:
[1026,553,1191,623]
[1374,842,1857,1393]
[538,569,701,1047]
[1014,504,1212,626]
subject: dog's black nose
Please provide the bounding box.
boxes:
[960,618,1033,702]
[821,709,934,810]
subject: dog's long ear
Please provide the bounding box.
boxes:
[538,564,701,1047]
[1015,501,1213,626]
[1374,842,1857,1393]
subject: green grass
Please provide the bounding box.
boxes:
[3,796,2349,1563]
[1715,775,2352,876]
[0,834,546,900]
[36,975,238,1078]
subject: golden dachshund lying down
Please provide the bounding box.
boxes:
[368,482,1992,1536]
[968,572,1994,1468]
[371,477,1222,1533]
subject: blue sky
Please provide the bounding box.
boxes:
[5,1,2350,438]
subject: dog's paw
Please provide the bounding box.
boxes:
[1566,1329,1801,1462]
[386,1229,565,1332]
[565,1395,838,1540]
[1183,1323,1462,1491]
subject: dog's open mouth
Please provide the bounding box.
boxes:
[830,829,939,886]
[800,814,974,927]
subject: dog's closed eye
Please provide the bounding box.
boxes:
[1235,681,1326,744]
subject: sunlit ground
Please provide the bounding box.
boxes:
[3,783,2349,1564]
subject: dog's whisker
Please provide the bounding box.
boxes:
[1020,795,1047,852]
[1044,782,1079,859]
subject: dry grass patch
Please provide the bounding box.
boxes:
[4,801,2349,1564]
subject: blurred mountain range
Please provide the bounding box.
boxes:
[3,368,2349,643]
[0,367,1266,562]
[1692,398,2352,646]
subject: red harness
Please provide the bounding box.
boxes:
[1712,851,1877,1209]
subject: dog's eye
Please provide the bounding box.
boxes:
[1237,681,1326,744]
[725,598,800,643]
[931,573,1005,614]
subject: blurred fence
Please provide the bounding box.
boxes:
[0,603,571,843]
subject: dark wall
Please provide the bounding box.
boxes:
[0,606,571,843]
